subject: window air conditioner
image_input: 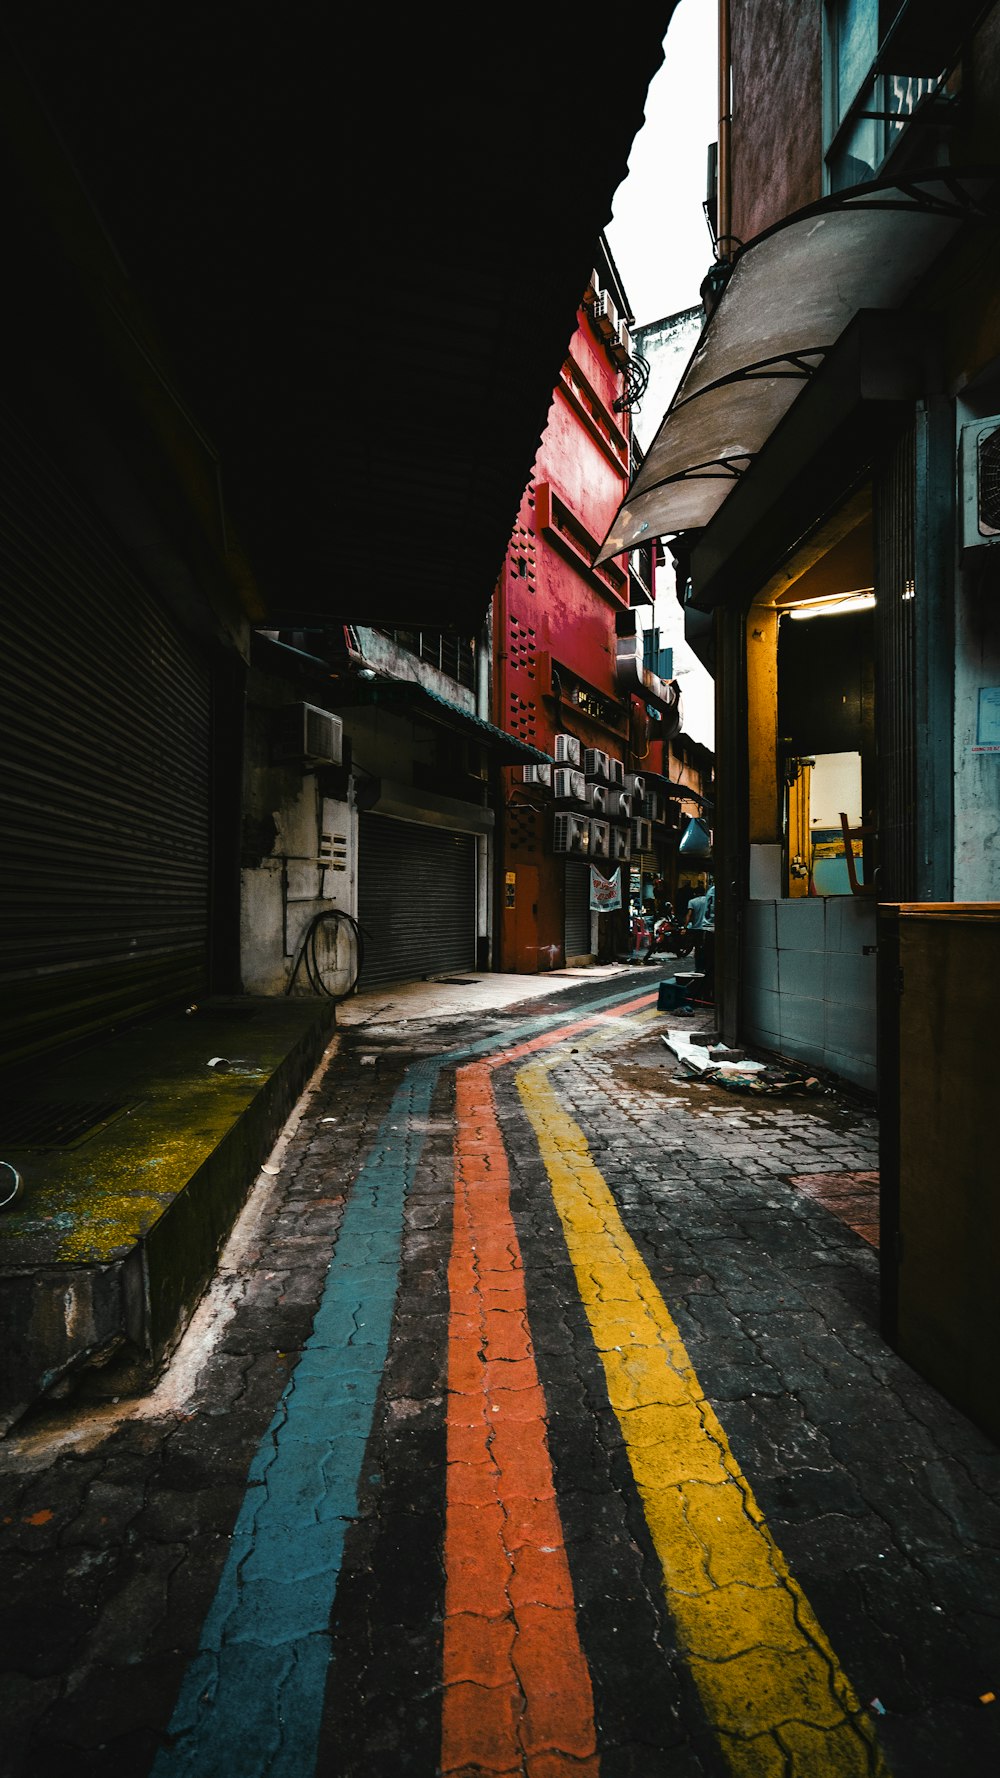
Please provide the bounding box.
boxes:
[553,767,586,801]
[609,825,631,862]
[626,773,645,801]
[273,702,343,767]
[611,791,631,821]
[583,782,608,815]
[607,755,625,787]
[591,291,619,341]
[589,819,610,857]
[552,812,590,855]
[609,323,631,369]
[631,817,652,853]
[643,789,668,823]
[960,416,1000,550]
[555,732,582,766]
[522,762,552,786]
[584,748,609,781]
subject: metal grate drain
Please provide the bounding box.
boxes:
[0,1100,135,1150]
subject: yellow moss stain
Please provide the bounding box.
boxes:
[516,1056,892,1778]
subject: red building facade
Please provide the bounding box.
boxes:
[493,238,684,972]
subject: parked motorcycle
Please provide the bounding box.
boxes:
[644,915,694,961]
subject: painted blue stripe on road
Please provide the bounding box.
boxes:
[151,981,652,1776]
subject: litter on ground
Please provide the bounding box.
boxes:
[661,1031,821,1095]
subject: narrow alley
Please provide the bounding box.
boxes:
[2,965,998,1778]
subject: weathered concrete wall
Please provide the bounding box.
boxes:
[240,667,356,995]
[730,0,823,244]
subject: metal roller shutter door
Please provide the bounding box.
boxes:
[358,815,476,989]
[0,413,212,1069]
[564,861,592,957]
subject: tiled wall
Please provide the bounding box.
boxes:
[741,897,878,1089]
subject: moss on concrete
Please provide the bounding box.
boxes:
[0,995,337,1429]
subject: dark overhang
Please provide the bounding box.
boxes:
[327,678,553,767]
[3,9,675,636]
[687,309,929,609]
[596,170,998,572]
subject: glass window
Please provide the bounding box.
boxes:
[825,0,949,191]
[830,0,878,127]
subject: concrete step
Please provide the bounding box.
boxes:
[0,996,336,1434]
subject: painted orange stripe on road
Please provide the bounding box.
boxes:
[492,992,658,1071]
[441,1059,600,1778]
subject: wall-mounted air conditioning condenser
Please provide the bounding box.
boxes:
[589,819,610,857]
[555,732,582,766]
[272,703,343,767]
[552,812,590,855]
[960,415,1000,551]
[553,767,586,801]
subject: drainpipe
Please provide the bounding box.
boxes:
[702,0,734,316]
[718,0,732,261]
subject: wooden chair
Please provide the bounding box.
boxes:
[839,812,878,896]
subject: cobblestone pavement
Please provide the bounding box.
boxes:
[2,970,999,1778]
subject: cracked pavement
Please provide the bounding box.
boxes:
[1,969,998,1778]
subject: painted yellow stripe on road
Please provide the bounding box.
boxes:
[516,1056,891,1778]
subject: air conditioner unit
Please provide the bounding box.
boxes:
[626,773,645,801]
[609,825,631,862]
[631,817,652,853]
[589,819,610,857]
[555,732,582,766]
[591,291,619,341]
[273,702,343,767]
[960,415,1000,550]
[522,762,552,787]
[583,782,608,815]
[609,323,632,369]
[584,748,609,781]
[643,790,668,823]
[607,755,625,786]
[552,811,590,855]
[611,791,632,821]
[553,767,586,800]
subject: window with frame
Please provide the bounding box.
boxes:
[824,0,948,192]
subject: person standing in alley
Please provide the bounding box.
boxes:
[683,877,715,993]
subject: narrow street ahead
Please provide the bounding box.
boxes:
[2,967,999,1778]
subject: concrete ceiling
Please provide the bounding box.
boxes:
[5,7,677,634]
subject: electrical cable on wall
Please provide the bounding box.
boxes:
[285,910,365,1002]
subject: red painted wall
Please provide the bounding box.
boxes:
[496,291,635,972]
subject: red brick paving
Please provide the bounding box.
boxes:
[787,1169,880,1247]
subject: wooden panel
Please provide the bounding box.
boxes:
[886,904,1000,1444]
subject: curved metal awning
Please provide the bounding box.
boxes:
[596,171,997,565]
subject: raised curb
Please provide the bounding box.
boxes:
[0,996,336,1433]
